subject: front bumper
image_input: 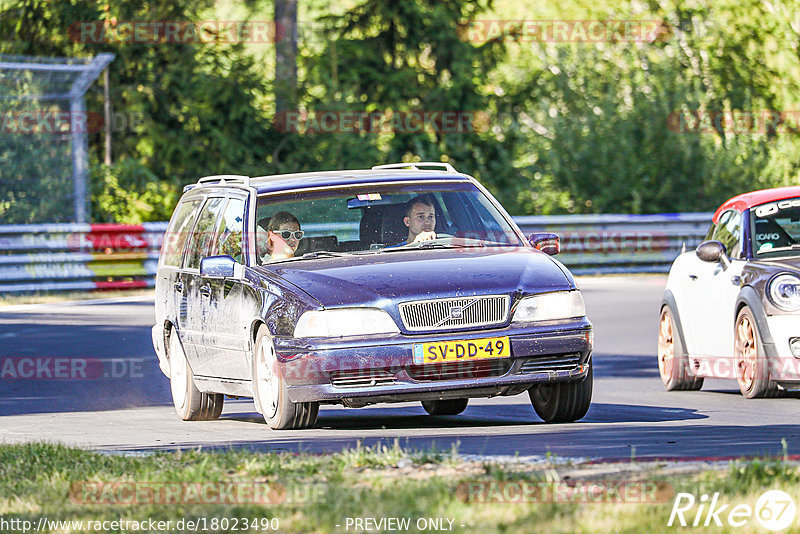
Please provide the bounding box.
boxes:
[151,324,170,378]
[274,320,593,404]
[764,315,800,383]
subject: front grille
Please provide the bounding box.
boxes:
[399,295,510,332]
[330,370,397,388]
[518,353,581,374]
[407,360,511,381]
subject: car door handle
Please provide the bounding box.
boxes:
[199,285,212,297]
[688,274,698,281]
[173,281,184,292]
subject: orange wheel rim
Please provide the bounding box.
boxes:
[735,315,757,390]
[658,311,674,382]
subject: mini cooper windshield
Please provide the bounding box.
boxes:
[255,181,524,264]
[752,197,800,257]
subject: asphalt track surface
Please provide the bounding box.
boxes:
[1,276,798,461]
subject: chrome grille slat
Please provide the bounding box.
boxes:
[399,295,509,332]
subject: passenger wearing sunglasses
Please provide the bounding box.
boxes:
[265,211,303,260]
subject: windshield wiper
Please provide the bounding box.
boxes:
[299,250,350,259]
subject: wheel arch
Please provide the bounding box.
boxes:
[735,286,778,359]
[661,290,689,357]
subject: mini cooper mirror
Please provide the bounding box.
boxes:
[696,240,730,268]
[200,255,243,279]
[529,232,560,255]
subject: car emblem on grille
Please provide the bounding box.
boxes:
[449,305,464,319]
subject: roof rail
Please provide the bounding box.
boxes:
[372,162,457,173]
[196,175,251,187]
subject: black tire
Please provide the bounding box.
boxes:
[657,306,703,391]
[421,398,468,416]
[168,331,223,421]
[734,307,779,399]
[528,359,593,422]
[252,326,319,429]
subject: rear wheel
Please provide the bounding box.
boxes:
[734,307,778,398]
[421,398,468,416]
[169,332,223,421]
[253,326,319,429]
[528,360,593,422]
[657,307,703,391]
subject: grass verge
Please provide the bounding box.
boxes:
[1,443,800,533]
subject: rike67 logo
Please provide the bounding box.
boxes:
[669,490,796,531]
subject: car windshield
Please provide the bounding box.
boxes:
[255,181,523,264]
[751,197,800,257]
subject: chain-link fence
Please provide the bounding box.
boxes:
[0,53,114,224]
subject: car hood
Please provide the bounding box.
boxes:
[260,247,574,308]
[748,256,800,273]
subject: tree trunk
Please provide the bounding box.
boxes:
[275,0,298,114]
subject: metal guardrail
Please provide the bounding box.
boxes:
[0,223,166,293]
[514,213,711,275]
[0,214,712,293]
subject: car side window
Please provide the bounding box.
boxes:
[711,210,742,258]
[212,198,245,262]
[162,199,201,267]
[184,197,226,270]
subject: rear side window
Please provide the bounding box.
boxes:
[184,197,226,270]
[161,199,201,267]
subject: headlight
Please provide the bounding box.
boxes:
[768,274,800,311]
[294,308,400,338]
[512,291,586,323]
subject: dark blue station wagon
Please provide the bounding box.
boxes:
[152,163,593,429]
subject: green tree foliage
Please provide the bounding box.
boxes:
[2,0,800,221]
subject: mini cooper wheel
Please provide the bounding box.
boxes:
[421,398,468,416]
[169,331,223,421]
[734,307,778,398]
[253,326,319,429]
[657,306,703,391]
[528,359,593,422]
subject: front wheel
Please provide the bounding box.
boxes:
[528,360,593,422]
[253,326,319,429]
[168,331,223,421]
[422,398,468,416]
[734,307,778,398]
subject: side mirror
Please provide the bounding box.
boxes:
[696,240,730,269]
[529,232,560,256]
[200,255,244,279]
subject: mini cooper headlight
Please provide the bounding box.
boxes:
[512,291,586,323]
[294,308,400,338]
[768,274,800,312]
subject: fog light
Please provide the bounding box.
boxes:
[790,337,800,358]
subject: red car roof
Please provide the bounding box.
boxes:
[713,186,800,223]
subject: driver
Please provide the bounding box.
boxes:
[259,211,303,261]
[395,196,437,246]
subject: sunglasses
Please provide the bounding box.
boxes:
[271,230,304,240]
